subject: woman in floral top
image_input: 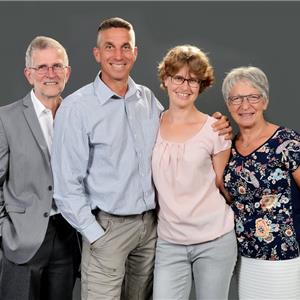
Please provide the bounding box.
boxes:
[222,66,300,299]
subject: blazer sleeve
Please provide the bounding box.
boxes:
[0,116,9,236]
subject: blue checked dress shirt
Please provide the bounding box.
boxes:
[51,74,163,243]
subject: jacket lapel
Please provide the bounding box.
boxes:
[22,94,51,164]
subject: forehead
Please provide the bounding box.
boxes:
[174,65,197,77]
[230,80,259,94]
[31,47,65,64]
[98,27,135,45]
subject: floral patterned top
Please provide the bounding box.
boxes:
[224,127,300,260]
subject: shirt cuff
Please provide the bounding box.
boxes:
[81,220,105,243]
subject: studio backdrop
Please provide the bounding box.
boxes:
[1,1,299,132]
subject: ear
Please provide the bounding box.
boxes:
[225,101,232,112]
[133,46,138,62]
[163,76,170,89]
[93,47,101,63]
[262,98,269,111]
[24,68,34,86]
[64,66,71,83]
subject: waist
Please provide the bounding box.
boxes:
[92,207,155,220]
[48,213,70,227]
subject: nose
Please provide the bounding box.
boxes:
[238,96,251,109]
[114,48,122,60]
[46,66,56,77]
[181,78,190,88]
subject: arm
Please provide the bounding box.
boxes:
[292,166,300,188]
[211,111,233,140]
[212,148,232,203]
[51,103,103,243]
[0,117,9,236]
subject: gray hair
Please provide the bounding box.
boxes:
[222,66,269,102]
[25,36,69,67]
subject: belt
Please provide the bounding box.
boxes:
[91,207,154,219]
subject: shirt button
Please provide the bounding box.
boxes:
[43,212,49,218]
[48,185,53,191]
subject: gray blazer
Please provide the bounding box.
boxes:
[0,93,54,264]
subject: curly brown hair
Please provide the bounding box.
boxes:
[158,45,214,94]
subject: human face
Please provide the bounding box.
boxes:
[226,81,268,129]
[164,65,200,109]
[93,27,137,90]
[24,47,70,103]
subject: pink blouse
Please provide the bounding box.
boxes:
[152,115,234,245]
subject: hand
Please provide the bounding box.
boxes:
[211,112,233,140]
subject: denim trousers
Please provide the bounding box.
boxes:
[153,230,237,300]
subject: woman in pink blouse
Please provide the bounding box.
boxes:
[152,45,237,300]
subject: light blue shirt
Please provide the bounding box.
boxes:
[51,74,163,243]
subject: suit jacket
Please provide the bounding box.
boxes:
[0,93,54,264]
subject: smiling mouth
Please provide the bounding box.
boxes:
[239,112,254,118]
[44,82,58,85]
[110,63,126,68]
[176,92,191,98]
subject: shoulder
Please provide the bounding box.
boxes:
[274,127,300,144]
[279,127,300,138]
[203,115,220,136]
[136,84,164,111]
[203,115,232,150]
[0,96,28,118]
[62,82,94,107]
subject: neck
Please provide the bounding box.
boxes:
[167,105,198,123]
[100,73,128,97]
[239,120,269,148]
[40,97,61,117]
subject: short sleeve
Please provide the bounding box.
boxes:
[281,129,300,172]
[206,116,232,155]
[213,134,232,155]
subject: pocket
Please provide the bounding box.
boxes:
[91,219,112,249]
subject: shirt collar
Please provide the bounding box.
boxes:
[93,72,142,106]
[31,90,49,118]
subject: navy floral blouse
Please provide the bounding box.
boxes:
[224,127,300,260]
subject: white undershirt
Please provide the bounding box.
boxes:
[31,90,58,216]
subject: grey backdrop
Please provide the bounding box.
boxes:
[0,1,300,133]
[0,1,299,299]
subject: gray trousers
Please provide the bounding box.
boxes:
[153,230,237,300]
[81,210,157,300]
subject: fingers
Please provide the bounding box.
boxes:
[212,111,222,119]
[217,126,233,140]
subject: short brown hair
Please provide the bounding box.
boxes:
[96,17,135,46]
[158,45,214,94]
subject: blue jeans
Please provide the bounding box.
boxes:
[153,230,237,300]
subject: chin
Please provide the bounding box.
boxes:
[238,122,256,130]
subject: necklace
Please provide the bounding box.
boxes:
[240,122,269,148]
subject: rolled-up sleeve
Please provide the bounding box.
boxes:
[51,101,103,243]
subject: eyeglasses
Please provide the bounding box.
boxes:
[227,94,263,106]
[29,63,68,75]
[170,75,200,88]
